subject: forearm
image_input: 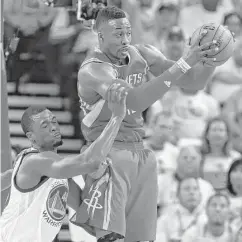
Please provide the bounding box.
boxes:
[53,154,98,178]
[85,115,123,159]
[125,63,185,112]
[41,115,121,178]
[125,62,215,112]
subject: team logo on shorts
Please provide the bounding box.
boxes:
[46,184,68,222]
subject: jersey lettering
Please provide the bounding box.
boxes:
[126,73,143,86]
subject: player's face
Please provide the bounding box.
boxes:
[30,110,63,150]
[178,178,201,211]
[100,18,131,60]
[207,120,228,147]
[207,197,229,225]
[230,163,242,196]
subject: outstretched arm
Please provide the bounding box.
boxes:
[135,43,216,90]
[25,86,127,179]
[79,31,218,113]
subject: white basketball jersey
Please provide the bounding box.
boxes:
[0,148,69,242]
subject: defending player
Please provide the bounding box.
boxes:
[0,85,127,242]
[72,5,225,242]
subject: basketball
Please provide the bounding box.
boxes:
[190,23,235,67]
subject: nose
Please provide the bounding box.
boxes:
[121,34,129,45]
[50,123,57,132]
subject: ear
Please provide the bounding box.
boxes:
[26,131,35,143]
[98,32,104,42]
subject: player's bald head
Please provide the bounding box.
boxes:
[95,6,127,31]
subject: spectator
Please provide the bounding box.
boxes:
[231,0,242,18]
[223,12,242,38]
[164,25,185,61]
[227,159,242,227]
[179,0,233,38]
[162,87,220,140]
[182,193,235,242]
[149,79,220,140]
[145,111,179,174]
[158,146,214,214]
[151,3,180,51]
[222,87,242,153]
[156,177,207,242]
[4,0,60,93]
[49,1,93,139]
[207,36,242,105]
[201,116,240,191]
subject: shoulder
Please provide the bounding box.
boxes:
[78,61,117,87]
[134,44,167,64]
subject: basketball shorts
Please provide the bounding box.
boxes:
[70,142,158,242]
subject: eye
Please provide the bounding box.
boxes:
[41,123,48,128]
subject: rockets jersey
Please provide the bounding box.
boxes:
[0,148,69,242]
[78,45,149,143]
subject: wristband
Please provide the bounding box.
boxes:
[176,58,191,73]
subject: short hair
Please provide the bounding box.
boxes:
[177,177,199,195]
[206,192,230,208]
[201,116,231,157]
[227,158,242,196]
[21,106,48,134]
[157,3,179,14]
[95,6,126,30]
[223,11,242,26]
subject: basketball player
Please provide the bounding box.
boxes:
[0,85,127,242]
[71,6,223,242]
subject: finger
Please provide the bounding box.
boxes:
[201,47,219,57]
[200,40,218,51]
[108,83,116,103]
[193,29,208,46]
[120,90,128,105]
[107,86,111,104]
[117,87,126,103]
[113,83,120,103]
[109,83,117,103]
[200,57,217,64]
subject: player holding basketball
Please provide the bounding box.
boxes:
[0,86,127,242]
[72,6,228,242]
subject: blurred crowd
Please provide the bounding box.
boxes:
[3,0,242,241]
